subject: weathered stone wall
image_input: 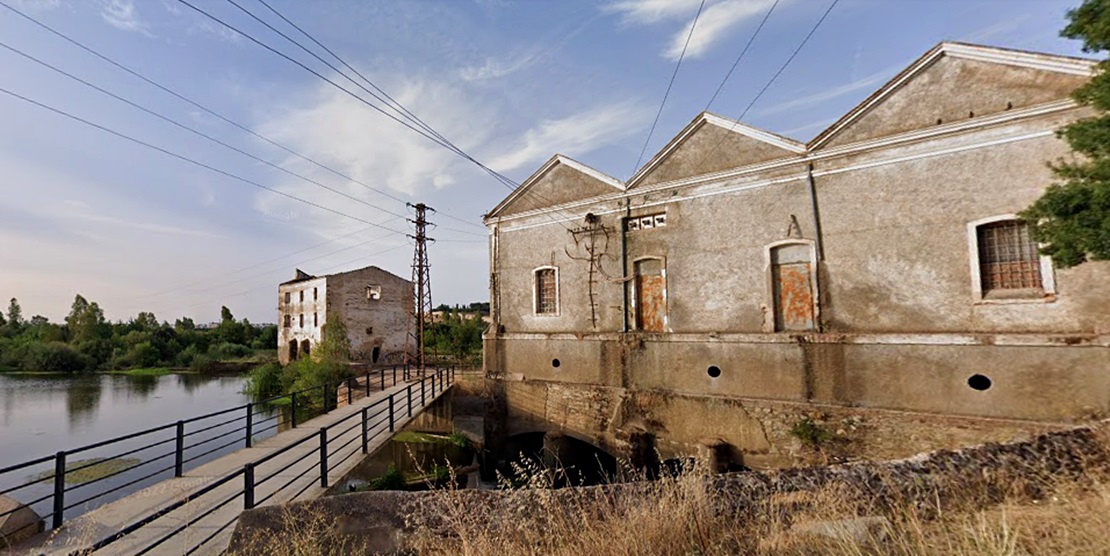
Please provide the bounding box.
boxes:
[483,46,1110,428]
[325,267,412,364]
[278,277,326,365]
[494,377,1075,470]
[226,421,1110,555]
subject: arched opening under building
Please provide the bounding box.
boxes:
[288,340,298,361]
[300,339,311,358]
[498,431,617,487]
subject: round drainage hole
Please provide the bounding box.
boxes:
[967,374,992,391]
[707,365,721,378]
[552,358,561,368]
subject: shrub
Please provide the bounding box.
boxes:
[367,465,406,491]
[209,342,253,360]
[790,417,834,449]
[125,341,162,369]
[175,345,200,367]
[24,342,90,373]
[189,354,218,373]
[245,363,285,399]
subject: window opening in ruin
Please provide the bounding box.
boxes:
[284,292,291,304]
[534,268,558,315]
[300,290,304,302]
[301,339,311,358]
[299,314,304,327]
[372,347,380,363]
[313,312,317,327]
[968,374,992,391]
[367,285,381,301]
[707,365,721,378]
[288,340,298,361]
[283,314,291,328]
[635,258,665,332]
[976,220,1042,294]
[313,287,318,300]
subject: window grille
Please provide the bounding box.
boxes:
[535,268,557,314]
[977,220,1041,292]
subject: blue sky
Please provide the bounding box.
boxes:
[0,0,1090,324]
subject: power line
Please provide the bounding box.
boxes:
[687,0,840,173]
[703,0,781,111]
[0,0,486,230]
[249,0,488,231]
[176,0,520,193]
[188,0,581,233]
[0,39,417,224]
[632,0,706,175]
[0,84,409,235]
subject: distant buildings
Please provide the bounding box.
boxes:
[277,266,412,365]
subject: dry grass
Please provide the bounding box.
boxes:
[403,461,1110,556]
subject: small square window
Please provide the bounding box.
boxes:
[627,219,640,231]
[640,216,654,229]
[654,214,667,227]
[367,285,381,301]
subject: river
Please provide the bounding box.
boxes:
[0,372,278,525]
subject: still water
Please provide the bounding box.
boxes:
[0,372,273,523]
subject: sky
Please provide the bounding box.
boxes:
[0,0,1092,325]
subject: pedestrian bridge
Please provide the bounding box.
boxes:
[3,367,454,556]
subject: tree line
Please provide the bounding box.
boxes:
[0,295,277,373]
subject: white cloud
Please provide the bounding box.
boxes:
[604,0,702,26]
[664,0,775,61]
[459,53,542,82]
[605,0,776,60]
[488,100,651,172]
[755,66,896,117]
[961,14,1032,44]
[100,0,152,37]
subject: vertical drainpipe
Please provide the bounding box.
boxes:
[621,198,630,333]
[806,163,826,331]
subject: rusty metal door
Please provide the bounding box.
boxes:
[771,244,815,332]
[635,259,665,332]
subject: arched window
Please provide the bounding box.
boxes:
[533,267,558,315]
[968,216,1054,301]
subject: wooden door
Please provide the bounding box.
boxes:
[635,259,665,332]
[771,244,816,332]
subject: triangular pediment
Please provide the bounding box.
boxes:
[487,155,624,219]
[627,113,804,189]
[810,42,1095,150]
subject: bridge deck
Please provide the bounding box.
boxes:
[22,378,449,556]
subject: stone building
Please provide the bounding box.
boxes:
[277,266,412,366]
[482,43,1110,466]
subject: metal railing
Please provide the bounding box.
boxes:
[0,363,446,546]
[87,366,454,555]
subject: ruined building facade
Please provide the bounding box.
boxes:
[483,43,1110,467]
[278,266,412,366]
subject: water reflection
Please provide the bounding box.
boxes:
[66,375,102,428]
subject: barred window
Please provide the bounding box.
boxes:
[976,220,1042,293]
[534,268,558,315]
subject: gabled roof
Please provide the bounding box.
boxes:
[485,154,624,220]
[280,268,317,286]
[625,112,805,190]
[808,42,1096,150]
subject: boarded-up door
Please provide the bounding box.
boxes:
[635,259,665,332]
[771,244,816,332]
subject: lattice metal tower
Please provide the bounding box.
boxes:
[405,203,435,374]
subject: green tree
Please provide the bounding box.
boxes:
[1021,0,1110,266]
[7,298,23,330]
[317,312,351,362]
[66,295,108,343]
